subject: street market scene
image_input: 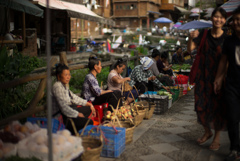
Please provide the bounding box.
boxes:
[0,0,240,161]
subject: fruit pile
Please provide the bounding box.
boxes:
[0,121,41,159]
[105,106,134,121]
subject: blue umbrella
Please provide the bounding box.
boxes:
[178,20,212,30]
[176,22,182,25]
[154,17,172,23]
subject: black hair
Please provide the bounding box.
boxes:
[232,5,240,18]
[211,7,227,19]
[113,58,126,69]
[88,55,100,71]
[152,49,160,58]
[176,46,182,51]
[160,51,168,59]
[55,63,69,78]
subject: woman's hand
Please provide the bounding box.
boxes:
[124,77,131,81]
[214,79,222,95]
[148,76,156,81]
[189,30,199,40]
[78,113,84,118]
[86,102,96,117]
[163,86,170,92]
[90,105,96,117]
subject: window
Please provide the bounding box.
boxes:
[120,5,122,9]
[116,5,118,10]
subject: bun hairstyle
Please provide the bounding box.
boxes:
[113,58,126,69]
[88,55,100,71]
[160,51,168,59]
[55,63,69,78]
[152,49,161,58]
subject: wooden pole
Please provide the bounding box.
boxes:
[22,12,26,48]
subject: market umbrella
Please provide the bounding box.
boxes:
[173,24,181,28]
[154,17,172,23]
[189,13,199,17]
[190,8,203,13]
[178,20,212,30]
[0,0,43,17]
[204,7,214,13]
[221,0,240,15]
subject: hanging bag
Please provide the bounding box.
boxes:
[189,29,208,84]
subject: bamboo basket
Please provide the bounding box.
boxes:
[67,117,103,161]
[144,103,156,119]
[104,121,135,144]
[81,136,103,161]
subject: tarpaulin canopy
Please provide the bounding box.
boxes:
[147,11,163,15]
[175,6,190,14]
[33,0,115,25]
[221,0,240,14]
[178,20,212,30]
[0,0,43,17]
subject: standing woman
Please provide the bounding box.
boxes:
[82,56,122,111]
[187,7,227,151]
[108,58,138,105]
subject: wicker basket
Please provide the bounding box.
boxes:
[105,121,135,145]
[179,87,184,98]
[81,136,103,161]
[144,103,156,119]
[133,109,146,126]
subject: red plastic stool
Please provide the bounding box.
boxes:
[93,103,108,124]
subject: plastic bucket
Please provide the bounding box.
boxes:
[175,75,189,95]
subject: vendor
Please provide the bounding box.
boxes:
[172,46,184,64]
[52,63,95,135]
[129,56,170,94]
[82,55,122,111]
[151,49,173,86]
[107,58,138,105]
[157,51,173,76]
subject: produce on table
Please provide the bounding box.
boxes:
[172,64,192,71]
[157,91,172,100]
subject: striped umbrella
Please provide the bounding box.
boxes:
[221,0,240,14]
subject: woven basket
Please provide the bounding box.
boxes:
[122,81,133,92]
[81,136,103,161]
[105,121,135,145]
[179,87,183,97]
[144,103,156,119]
[133,109,146,126]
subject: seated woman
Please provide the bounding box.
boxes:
[150,49,174,86]
[108,58,139,105]
[129,56,170,94]
[52,63,95,135]
[157,51,173,76]
[82,56,122,111]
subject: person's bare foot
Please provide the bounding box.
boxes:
[197,132,213,145]
[209,142,220,151]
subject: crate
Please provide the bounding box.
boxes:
[139,94,169,115]
[27,117,65,133]
[79,125,125,158]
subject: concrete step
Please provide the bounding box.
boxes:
[195,149,212,161]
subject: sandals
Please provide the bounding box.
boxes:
[197,133,213,145]
[209,142,220,151]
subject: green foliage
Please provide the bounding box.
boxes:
[69,68,89,94]
[5,156,41,161]
[0,47,44,120]
[69,66,110,93]
[136,46,148,55]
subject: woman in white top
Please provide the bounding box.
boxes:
[108,58,138,105]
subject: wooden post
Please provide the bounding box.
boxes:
[110,55,115,71]
[134,50,139,66]
[122,55,128,77]
[60,51,68,66]
[22,12,26,48]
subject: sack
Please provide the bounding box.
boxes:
[189,29,208,84]
[123,81,133,92]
